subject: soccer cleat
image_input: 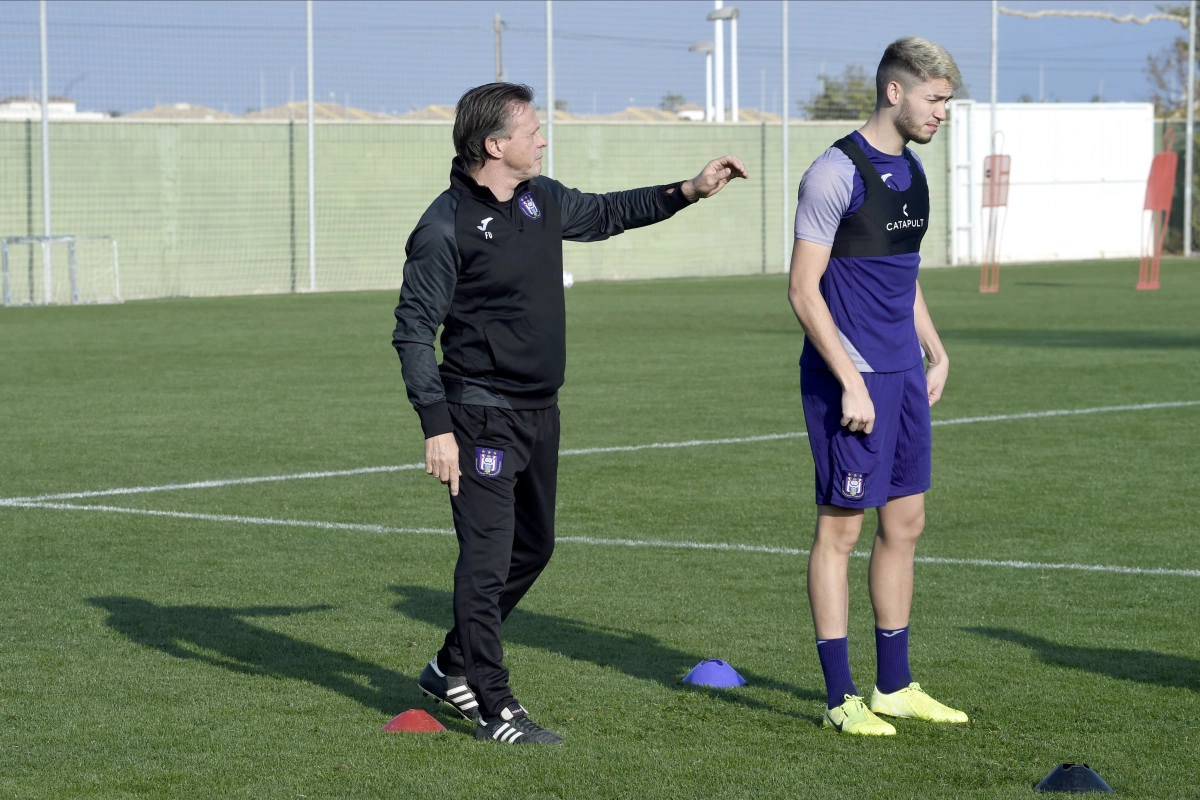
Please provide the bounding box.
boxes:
[418,658,479,720]
[822,694,896,736]
[868,682,969,723]
[474,705,563,745]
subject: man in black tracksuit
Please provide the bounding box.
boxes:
[392,82,745,745]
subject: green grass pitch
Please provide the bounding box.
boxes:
[1,260,1198,798]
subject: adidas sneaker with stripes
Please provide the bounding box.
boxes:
[417,658,480,720]
[475,705,564,745]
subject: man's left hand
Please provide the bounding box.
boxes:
[681,156,748,201]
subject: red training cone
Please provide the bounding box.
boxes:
[382,709,447,733]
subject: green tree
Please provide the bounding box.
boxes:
[801,65,876,120]
[660,92,686,112]
[1144,4,1191,117]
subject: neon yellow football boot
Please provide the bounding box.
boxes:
[868,682,969,723]
[823,694,897,736]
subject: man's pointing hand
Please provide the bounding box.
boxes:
[681,155,749,201]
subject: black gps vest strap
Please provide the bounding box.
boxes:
[828,135,930,259]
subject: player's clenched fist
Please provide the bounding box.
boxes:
[424,432,461,496]
[841,381,876,434]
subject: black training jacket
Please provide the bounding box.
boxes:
[392,156,695,438]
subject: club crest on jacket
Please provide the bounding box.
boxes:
[517,192,541,220]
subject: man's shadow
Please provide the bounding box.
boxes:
[88,597,425,716]
[389,584,824,715]
[967,627,1199,693]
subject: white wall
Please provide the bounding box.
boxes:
[949,100,1154,264]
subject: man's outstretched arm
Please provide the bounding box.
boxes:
[537,156,748,242]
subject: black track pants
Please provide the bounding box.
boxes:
[435,402,559,719]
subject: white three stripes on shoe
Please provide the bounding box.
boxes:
[489,722,524,742]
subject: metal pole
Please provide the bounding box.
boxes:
[724,12,734,122]
[714,0,724,122]
[990,0,998,155]
[39,0,52,303]
[781,0,790,273]
[546,0,554,178]
[2,242,10,307]
[494,13,503,82]
[706,52,713,122]
[68,237,77,304]
[306,0,316,291]
[1186,0,1195,257]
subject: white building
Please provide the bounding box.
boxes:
[0,97,107,121]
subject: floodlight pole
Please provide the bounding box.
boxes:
[306,0,316,291]
[39,0,51,302]
[546,0,554,178]
[1186,0,1195,257]
[990,0,998,155]
[709,6,740,122]
[730,10,738,122]
[781,0,790,273]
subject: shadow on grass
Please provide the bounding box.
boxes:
[389,584,824,718]
[942,329,1200,350]
[88,597,423,716]
[967,627,1199,693]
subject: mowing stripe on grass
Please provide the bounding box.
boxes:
[8,500,1200,578]
[2,399,1196,507]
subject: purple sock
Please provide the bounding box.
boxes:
[875,626,912,694]
[816,637,857,708]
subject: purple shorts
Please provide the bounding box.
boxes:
[800,364,932,509]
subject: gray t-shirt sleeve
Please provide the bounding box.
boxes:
[793,147,855,246]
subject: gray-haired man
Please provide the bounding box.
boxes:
[392,82,746,744]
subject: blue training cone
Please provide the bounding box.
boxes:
[682,659,747,688]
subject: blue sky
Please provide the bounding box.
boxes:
[0,1,1186,116]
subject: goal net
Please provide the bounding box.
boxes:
[2,236,121,306]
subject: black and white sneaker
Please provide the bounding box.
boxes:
[474,704,563,745]
[418,658,479,720]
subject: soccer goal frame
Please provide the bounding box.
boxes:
[1,235,121,307]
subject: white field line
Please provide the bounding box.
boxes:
[0,463,428,506]
[8,501,454,536]
[2,399,1196,507]
[8,500,1200,578]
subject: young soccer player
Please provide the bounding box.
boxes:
[788,36,969,735]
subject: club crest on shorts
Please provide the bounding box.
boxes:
[475,447,504,478]
[841,472,865,500]
[517,191,541,220]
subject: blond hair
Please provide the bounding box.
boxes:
[875,36,961,105]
